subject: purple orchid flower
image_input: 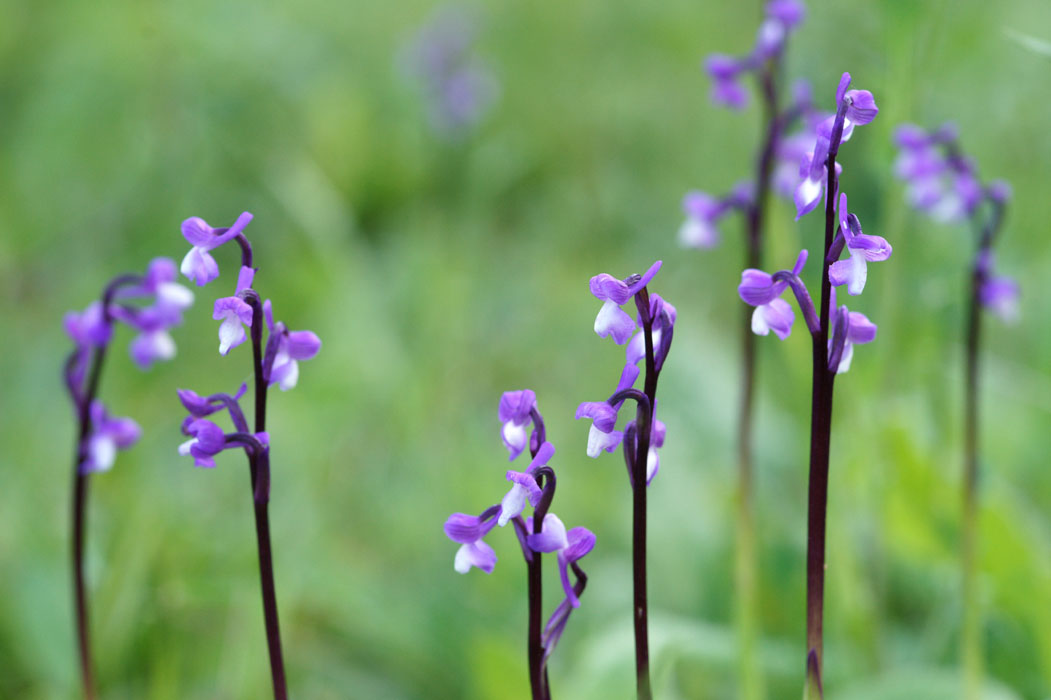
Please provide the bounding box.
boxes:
[705,54,748,110]
[498,389,537,461]
[677,186,753,249]
[794,73,877,220]
[498,441,555,526]
[82,400,141,474]
[826,287,877,374]
[626,293,676,368]
[738,249,811,339]
[575,363,639,457]
[180,212,254,287]
[64,302,112,348]
[213,267,256,356]
[828,193,892,296]
[526,514,596,609]
[893,123,983,223]
[262,300,322,391]
[589,260,662,344]
[444,506,501,574]
[178,418,228,469]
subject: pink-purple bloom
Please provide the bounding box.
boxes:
[82,401,141,474]
[179,212,253,286]
[590,260,662,344]
[738,250,809,340]
[445,507,501,574]
[498,390,538,461]
[828,193,892,296]
[499,441,555,526]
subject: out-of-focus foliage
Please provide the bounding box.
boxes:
[0,0,1048,698]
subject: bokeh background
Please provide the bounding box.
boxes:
[1,0,1049,697]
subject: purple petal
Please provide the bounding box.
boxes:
[794,173,824,220]
[144,257,178,289]
[129,330,176,370]
[613,363,641,405]
[498,389,537,424]
[835,72,852,107]
[444,511,498,544]
[589,273,631,304]
[894,124,930,149]
[235,266,256,294]
[188,419,226,453]
[285,331,321,360]
[682,190,720,219]
[738,269,780,306]
[181,217,217,247]
[980,276,1020,322]
[625,260,662,296]
[844,89,878,125]
[103,416,142,449]
[712,76,748,110]
[651,418,666,449]
[177,388,217,417]
[766,0,805,27]
[575,401,618,433]
[846,312,877,344]
[528,441,555,469]
[562,527,596,563]
[704,54,739,80]
[502,420,529,461]
[527,514,568,553]
[850,234,892,261]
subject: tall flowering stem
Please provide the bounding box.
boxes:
[893,126,1016,699]
[578,261,673,699]
[740,72,884,697]
[64,259,194,698]
[175,212,322,700]
[446,392,594,700]
[687,6,810,693]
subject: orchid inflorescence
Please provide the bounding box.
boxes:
[893,123,1019,322]
[445,390,595,695]
[739,74,888,373]
[174,211,320,700]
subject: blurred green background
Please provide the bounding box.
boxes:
[1,0,1049,697]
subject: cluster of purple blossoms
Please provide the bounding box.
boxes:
[445,391,595,669]
[174,213,321,474]
[402,6,498,136]
[64,258,194,472]
[704,0,805,111]
[893,123,982,223]
[740,74,888,373]
[681,1,818,250]
[893,125,1019,322]
[577,261,673,484]
[793,74,879,220]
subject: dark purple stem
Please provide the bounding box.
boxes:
[68,274,141,700]
[804,102,848,698]
[632,287,658,700]
[242,291,286,700]
[962,193,1006,697]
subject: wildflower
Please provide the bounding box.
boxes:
[212,267,257,356]
[705,54,747,110]
[827,288,877,374]
[179,212,253,286]
[177,418,228,469]
[575,364,639,457]
[497,389,537,461]
[262,300,322,391]
[498,442,555,526]
[828,193,892,296]
[589,260,662,344]
[738,250,810,339]
[81,400,141,473]
[444,507,501,574]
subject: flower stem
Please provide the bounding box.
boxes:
[804,118,844,699]
[68,275,140,700]
[246,294,287,700]
[631,289,658,700]
[736,61,781,700]
[961,195,1004,700]
[527,516,545,700]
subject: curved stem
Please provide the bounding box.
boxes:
[68,274,141,700]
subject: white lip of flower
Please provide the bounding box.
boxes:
[677,216,717,248]
[217,312,247,355]
[177,438,197,456]
[646,447,659,483]
[157,282,194,309]
[502,420,527,452]
[797,175,823,208]
[594,299,626,336]
[144,330,177,361]
[498,484,528,526]
[272,350,300,391]
[88,434,117,472]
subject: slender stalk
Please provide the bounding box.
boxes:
[736,61,781,700]
[631,289,658,700]
[803,110,845,699]
[528,508,545,699]
[245,294,287,700]
[68,275,139,700]
[961,195,1004,700]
